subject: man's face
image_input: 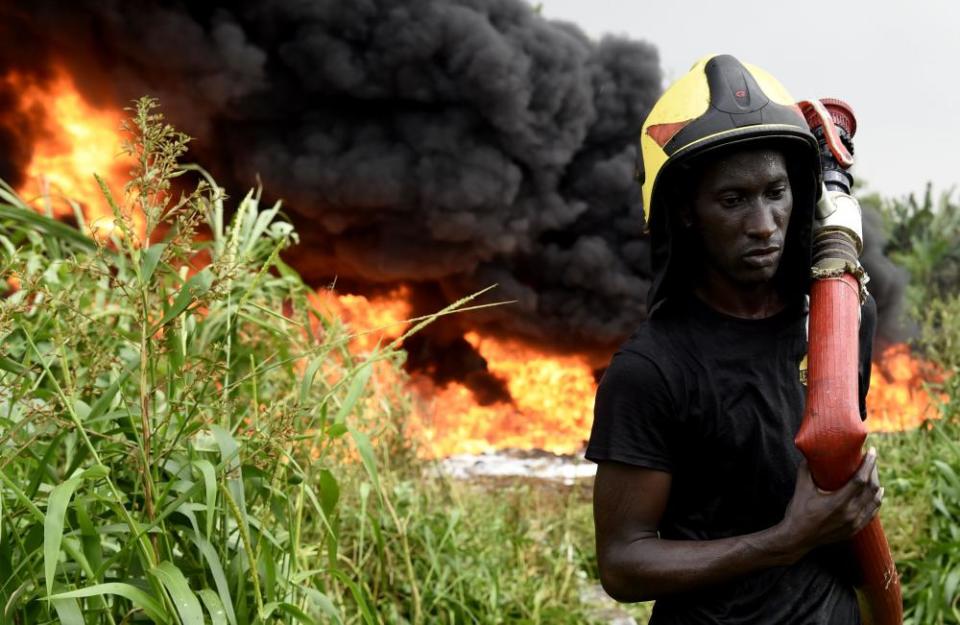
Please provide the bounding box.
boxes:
[687,148,793,287]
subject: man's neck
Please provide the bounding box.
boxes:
[692,271,786,320]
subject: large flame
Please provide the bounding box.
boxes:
[11,69,945,459]
[866,343,946,432]
[310,286,413,352]
[7,67,135,239]
[409,332,596,456]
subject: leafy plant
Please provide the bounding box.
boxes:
[0,97,600,625]
[0,97,409,624]
[869,184,960,310]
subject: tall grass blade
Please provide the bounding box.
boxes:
[48,583,168,624]
[50,598,84,625]
[187,531,237,625]
[0,204,96,250]
[152,267,213,332]
[198,588,228,625]
[260,601,317,625]
[141,242,166,284]
[334,361,372,425]
[152,561,204,625]
[43,477,82,596]
[348,428,380,495]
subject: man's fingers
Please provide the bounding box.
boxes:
[854,488,884,532]
[850,485,884,535]
[853,447,877,488]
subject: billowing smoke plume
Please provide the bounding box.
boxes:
[0,1,908,390]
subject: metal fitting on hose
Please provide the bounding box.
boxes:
[815,185,863,251]
[811,184,868,296]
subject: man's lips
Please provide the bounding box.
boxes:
[742,246,781,266]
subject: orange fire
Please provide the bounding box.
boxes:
[409,332,946,457]
[9,68,946,459]
[409,332,596,456]
[310,286,413,352]
[866,344,946,432]
[7,67,136,239]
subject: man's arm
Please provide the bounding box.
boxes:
[594,449,883,603]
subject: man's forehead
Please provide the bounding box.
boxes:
[698,148,789,187]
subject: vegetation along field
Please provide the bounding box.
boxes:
[2,101,959,625]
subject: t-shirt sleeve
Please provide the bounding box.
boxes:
[585,350,678,472]
[858,293,878,420]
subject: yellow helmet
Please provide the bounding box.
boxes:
[640,54,822,313]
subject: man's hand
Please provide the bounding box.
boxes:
[593,452,883,602]
[778,447,883,560]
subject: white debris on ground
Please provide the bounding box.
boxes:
[437,449,597,484]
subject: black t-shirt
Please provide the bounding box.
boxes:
[586,292,877,624]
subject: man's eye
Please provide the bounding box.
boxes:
[767,187,787,200]
[720,195,742,208]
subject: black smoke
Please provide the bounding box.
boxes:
[0,0,907,394]
[861,209,910,344]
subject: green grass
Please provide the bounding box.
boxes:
[858,184,960,624]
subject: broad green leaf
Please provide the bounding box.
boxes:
[192,459,217,539]
[51,598,84,625]
[327,422,347,439]
[49,583,167,624]
[331,570,377,625]
[141,242,166,284]
[241,202,281,258]
[0,355,26,374]
[260,601,316,625]
[75,504,103,581]
[945,566,960,602]
[299,356,326,404]
[72,398,91,421]
[187,531,237,625]
[210,425,248,536]
[301,587,343,625]
[152,267,213,331]
[80,464,110,480]
[348,427,380,493]
[334,361,372,424]
[0,203,96,249]
[210,425,240,473]
[318,469,339,517]
[87,361,136,422]
[198,589,228,625]
[152,561,204,625]
[44,477,82,596]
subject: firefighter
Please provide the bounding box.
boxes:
[586,54,882,623]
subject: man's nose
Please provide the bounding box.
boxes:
[745,199,780,239]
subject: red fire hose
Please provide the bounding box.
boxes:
[794,100,903,625]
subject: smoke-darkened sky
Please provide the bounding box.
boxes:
[539,0,959,201]
[0,0,908,370]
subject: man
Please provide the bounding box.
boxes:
[586,55,881,623]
